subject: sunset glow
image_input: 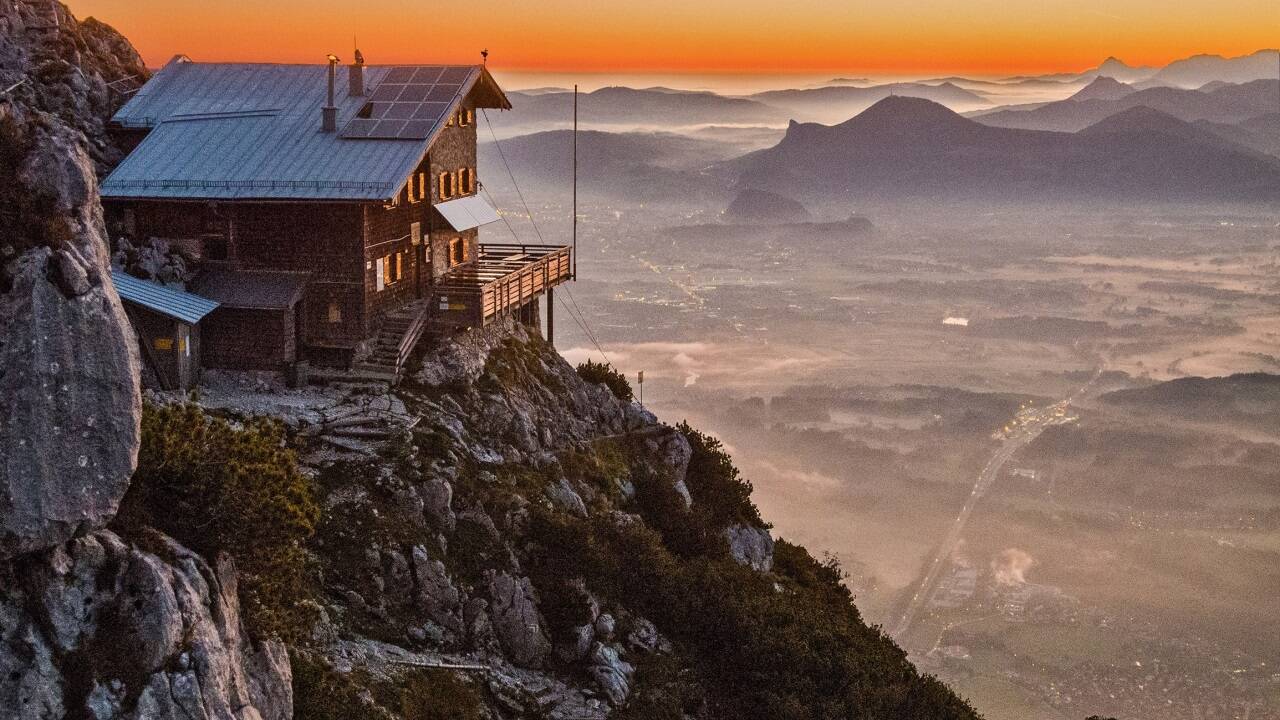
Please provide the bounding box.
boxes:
[69,0,1278,77]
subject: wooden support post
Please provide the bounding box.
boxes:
[546,286,554,346]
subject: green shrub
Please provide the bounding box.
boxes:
[117,404,320,640]
[291,651,393,720]
[576,359,634,402]
[526,505,979,720]
[677,422,764,529]
[399,669,485,720]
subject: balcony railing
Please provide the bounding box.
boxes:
[429,244,572,328]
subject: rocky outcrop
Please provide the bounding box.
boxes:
[0,1,148,170]
[487,572,552,669]
[724,524,775,572]
[0,109,141,558]
[0,530,291,720]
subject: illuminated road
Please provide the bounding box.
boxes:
[889,368,1100,643]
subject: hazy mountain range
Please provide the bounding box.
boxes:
[731,96,1280,203]
[974,79,1279,132]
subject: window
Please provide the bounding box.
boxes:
[327,302,342,323]
[411,221,422,246]
[457,167,470,195]
[449,237,465,266]
[383,252,403,286]
[458,108,473,127]
[408,172,425,203]
[438,171,453,200]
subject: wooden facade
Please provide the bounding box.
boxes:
[104,59,572,375]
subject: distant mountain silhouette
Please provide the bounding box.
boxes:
[479,129,735,202]
[1197,113,1280,158]
[750,83,990,124]
[1143,50,1280,88]
[1069,76,1136,102]
[976,79,1278,132]
[501,87,789,128]
[723,188,810,224]
[733,97,1280,204]
[1091,56,1156,83]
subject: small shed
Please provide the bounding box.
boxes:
[190,269,309,371]
[111,269,220,390]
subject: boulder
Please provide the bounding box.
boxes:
[0,531,291,720]
[724,524,775,572]
[410,545,464,635]
[586,642,635,706]
[486,572,551,669]
[0,114,141,558]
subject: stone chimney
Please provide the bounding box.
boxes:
[322,54,339,132]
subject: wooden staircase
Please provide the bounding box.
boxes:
[354,300,432,381]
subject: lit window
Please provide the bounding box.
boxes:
[450,237,464,266]
[327,302,342,323]
[438,172,452,200]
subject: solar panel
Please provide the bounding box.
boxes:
[341,66,476,140]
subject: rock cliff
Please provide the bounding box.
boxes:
[1,7,287,720]
[0,1,141,560]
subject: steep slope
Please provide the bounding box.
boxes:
[105,320,978,720]
[733,97,1280,203]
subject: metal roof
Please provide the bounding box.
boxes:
[435,195,502,231]
[190,269,309,310]
[102,57,511,202]
[111,269,220,324]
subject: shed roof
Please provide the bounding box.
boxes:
[190,269,309,310]
[435,195,502,231]
[102,57,510,202]
[111,268,220,324]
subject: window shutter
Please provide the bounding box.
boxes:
[439,173,448,200]
[450,171,458,197]
[468,168,477,193]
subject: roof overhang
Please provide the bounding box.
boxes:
[435,195,502,231]
[111,269,220,324]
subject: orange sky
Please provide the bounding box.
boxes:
[69,0,1278,76]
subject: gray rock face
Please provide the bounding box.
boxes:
[487,572,552,669]
[0,531,291,720]
[724,524,776,572]
[410,545,464,635]
[0,114,141,558]
[586,642,635,706]
[0,2,148,169]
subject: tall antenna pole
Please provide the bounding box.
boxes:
[573,84,578,280]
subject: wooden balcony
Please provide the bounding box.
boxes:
[429,244,572,328]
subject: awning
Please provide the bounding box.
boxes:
[190,269,309,310]
[111,269,220,324]
[435,195,501,232]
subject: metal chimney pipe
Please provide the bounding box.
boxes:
[349,49,365,97]
[322,54,339,132]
